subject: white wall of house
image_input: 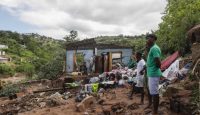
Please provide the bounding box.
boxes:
[66,48,132,73]
[97,48,132,65]
[66,49,94,73]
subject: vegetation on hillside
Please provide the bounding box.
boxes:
[0,31,64,78]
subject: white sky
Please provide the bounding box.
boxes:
[0,0,167,39]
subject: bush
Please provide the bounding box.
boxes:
[0,84,20,97]
[37,53,64,80]
[0,63,15,76]
[15,63,35,77]
[38,59,64,80]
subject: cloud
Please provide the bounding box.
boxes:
[0,0,167,39]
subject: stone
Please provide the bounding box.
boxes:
[39,92,45,97]
[47,92,65,106]
[39,102,46,108]
[111,102,127,113]
[76,96,96,112]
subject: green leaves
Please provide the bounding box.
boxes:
[0,30,64,77]
[64,30,79,43]
[15,63,35,77]
[0,63,15,76]
[0,84,20,97]
[157,0,200,54]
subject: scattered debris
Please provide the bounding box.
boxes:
[47,92,65,106]
[127,103,139,110]
[76,96,96,112]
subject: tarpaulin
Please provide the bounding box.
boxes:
[161,51,179,71]
[162,59,179,80]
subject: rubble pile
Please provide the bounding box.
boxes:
[0,92,70,114]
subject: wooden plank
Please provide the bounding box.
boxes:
[108,52,112,71]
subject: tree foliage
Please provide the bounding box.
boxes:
[15,63,35,77]
[156,0,200,54]
[0,84,20,97]
[0,31,64,77]
[63,30,79,43]
[37,51,65,80]
[0,63,15,76]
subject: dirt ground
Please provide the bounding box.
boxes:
[0,87,177,115]
[0,73,26,84]
[0,74,194,115]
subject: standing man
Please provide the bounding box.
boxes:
[146,34,162,115]
[129,52,145,104]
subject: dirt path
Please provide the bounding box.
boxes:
[0,73,26,84]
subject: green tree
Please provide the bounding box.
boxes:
[63,30,79,43]
[37,51,65,80]
[0,64,15,76]
[157,0,200,54]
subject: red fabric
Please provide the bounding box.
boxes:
[161,51,179,71]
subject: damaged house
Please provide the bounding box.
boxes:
[66,39,132,73]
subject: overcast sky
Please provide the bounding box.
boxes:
[0,0,167,39]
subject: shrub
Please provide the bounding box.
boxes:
[0,63,15,76]
[0,84,20,97]
[15,63,35,77]
[37,53,64,80]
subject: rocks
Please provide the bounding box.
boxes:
[76,96,96,112]
[63,92,72,100]
[101,102,129,115]
[47,92,65,106]
[75,92,87,102]
[0,92,68,114]
[127,103,139,110]
[111,102,126,113]
[39,92,45,97]
[39,102,46,108]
